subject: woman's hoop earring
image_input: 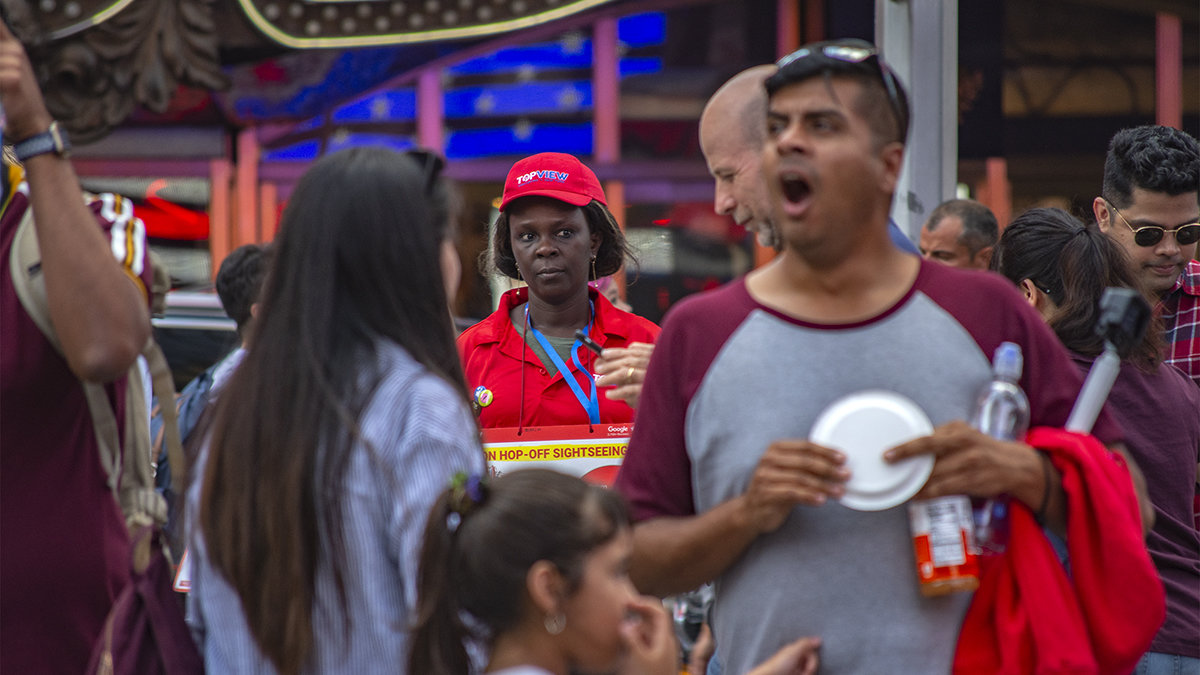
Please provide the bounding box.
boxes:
[545,612,567,635]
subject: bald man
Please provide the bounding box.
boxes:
[700,65,781,250]
[919,199,998,270]
[700,65,921,255]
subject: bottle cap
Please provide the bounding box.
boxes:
[994,342,1023,381]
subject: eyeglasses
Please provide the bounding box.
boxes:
[1103,199,1200,247]
[776,39,908,140]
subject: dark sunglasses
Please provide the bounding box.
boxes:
[776,40,907,140]
[1104,199,1200,247]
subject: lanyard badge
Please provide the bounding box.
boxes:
[525,303,601,424]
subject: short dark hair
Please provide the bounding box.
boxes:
[215,243,272,335]
[765,39,910,146]
[1102,125,1200,208]
[991,207,1162,368]
[927,199,998,256]
[487,198,633,280]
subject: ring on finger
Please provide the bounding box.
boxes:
[627,366,636,381]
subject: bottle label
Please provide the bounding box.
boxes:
[909,496,979,588]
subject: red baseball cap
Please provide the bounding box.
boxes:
[500,152,607,210]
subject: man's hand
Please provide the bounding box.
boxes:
[884,421,1045,512]
[0,20,53,140]
[738,439,849,534]
[627,439,847,596]
[594,342,654,408]
[1,18,150,382]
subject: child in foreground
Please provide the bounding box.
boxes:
[409,468,820,675]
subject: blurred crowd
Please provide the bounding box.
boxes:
[3,17,1197,675]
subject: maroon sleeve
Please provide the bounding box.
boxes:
[917,263,1125,445]
[615,281,756,521]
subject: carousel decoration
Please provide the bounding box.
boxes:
[235,0,619,49]
[3,0,623,142]
[3,0,228,143]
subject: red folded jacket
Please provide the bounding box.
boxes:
[953,427,1164,675]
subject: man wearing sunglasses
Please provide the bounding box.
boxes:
[617,39,1153,675]
[1093,125,1200,386]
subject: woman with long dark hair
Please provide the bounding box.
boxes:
[992,207,1200,672]
[457,152,660,429]
[186,147,484,674]
[408,468,821,675]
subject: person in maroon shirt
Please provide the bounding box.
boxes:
[1,20,154,673]
[993,207,1200,674]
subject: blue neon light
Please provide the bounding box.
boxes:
[327,133,415,154]
[445,81,593,117]
[450,42,593,75]
[262,139,322,162]
[618,12,666,47]
[445,123,593,159]
[333,90,417,122]
[619,57,662,77]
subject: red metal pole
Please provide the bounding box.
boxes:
[1155,13,1182,130]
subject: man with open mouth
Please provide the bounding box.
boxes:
[616,38,1152,675]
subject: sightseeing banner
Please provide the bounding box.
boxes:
[482,423,632,486]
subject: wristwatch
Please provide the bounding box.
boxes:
[13,121,71,162]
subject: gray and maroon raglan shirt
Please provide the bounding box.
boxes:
[615,259,1123,675]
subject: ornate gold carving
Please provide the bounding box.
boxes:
[16,0,230,143]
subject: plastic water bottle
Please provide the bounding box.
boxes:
[971,342,1030,555]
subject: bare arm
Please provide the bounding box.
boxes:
[630,439,848,596]
[630,498,762,597]
[886,422,1153,537]
[1,23,148,382]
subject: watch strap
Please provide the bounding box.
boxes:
[13,122,71,162]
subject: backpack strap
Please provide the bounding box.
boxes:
[144,340,184,501]
[8,205,179,533]
[9,206,58,347]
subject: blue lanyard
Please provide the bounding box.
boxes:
[525,302,601,424]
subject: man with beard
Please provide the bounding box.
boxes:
[1093,125,1200,386]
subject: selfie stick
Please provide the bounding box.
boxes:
[1065,288,1150,433]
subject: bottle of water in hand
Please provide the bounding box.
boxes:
[971,342,1030,555]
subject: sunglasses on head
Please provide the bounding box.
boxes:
[776,39,907,139]
[406,148,445,196]
[1103,199,1200,247]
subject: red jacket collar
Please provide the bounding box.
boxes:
[470,285,622,349]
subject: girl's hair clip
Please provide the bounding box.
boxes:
[446,471,488,531]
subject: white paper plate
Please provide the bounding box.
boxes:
[810,390,935,511]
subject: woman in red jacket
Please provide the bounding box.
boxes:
[458,152,660,429]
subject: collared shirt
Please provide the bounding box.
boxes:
[457,286,660,429]
[1160,259,1200,385]
[185,341,484,673]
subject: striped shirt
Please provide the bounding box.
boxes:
[185,341,484,673]
[1161,259,1200,386]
